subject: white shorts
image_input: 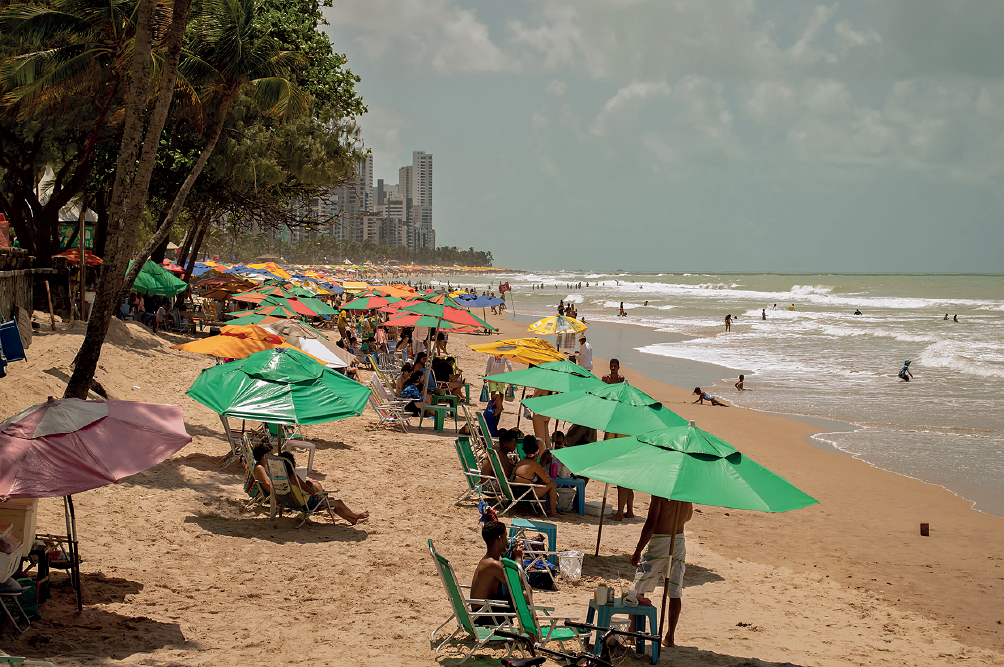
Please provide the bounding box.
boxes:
[633,533,685,598]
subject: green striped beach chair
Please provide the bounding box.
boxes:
[501,557,586,652]
[428,539,518,664]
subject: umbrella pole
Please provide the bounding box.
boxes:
[595,483,609,556]
[657,502,683,641]
[515,386,527,429]
[64,495,82,611]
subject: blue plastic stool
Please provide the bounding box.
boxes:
[586,598,659,664]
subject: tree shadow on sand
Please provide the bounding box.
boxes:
[184,511,368,545]
[2,603,191,661]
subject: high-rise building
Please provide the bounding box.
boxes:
[412,151,433,207]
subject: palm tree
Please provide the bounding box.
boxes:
[121,0,308,296]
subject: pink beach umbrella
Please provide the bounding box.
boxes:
[0,397,192,609]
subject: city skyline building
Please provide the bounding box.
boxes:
[295,149,433,251]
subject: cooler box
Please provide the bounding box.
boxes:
[0,498,39,547]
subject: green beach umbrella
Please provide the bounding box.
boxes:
[399,300,496,330]
[297,295,338,316]
[553,422,818,512]
[553,420,817,638]
[485,359,604,394]
[520,382,688,435]
[185,347,370,425]
[341,295,401,310]
[129,260,188,296]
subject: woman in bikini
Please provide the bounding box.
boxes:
[509,435,558,517]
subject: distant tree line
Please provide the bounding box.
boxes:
[208,234,494,267]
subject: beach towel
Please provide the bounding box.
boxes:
[633,533,685,598]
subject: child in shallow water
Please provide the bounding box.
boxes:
[693,387,729,407]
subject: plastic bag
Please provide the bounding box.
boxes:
[479,383,489,402]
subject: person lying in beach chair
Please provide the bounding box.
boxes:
[251,444,369,527]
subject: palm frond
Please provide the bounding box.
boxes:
[0,6,90,43]
[249,76,308,121]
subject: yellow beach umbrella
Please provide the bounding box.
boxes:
[468,337,566,366]
[528,315,588,336]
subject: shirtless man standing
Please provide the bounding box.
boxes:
[630,497,694,647]
[603,359,634,521]
[469,508,522,625]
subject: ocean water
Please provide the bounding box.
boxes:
[441,272,1004,517]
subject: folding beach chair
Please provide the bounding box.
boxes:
[487,449,547,517]
[509,519,560,590]
[501,557,586,652]
[266,422,316,476]
[218,414,244,469]
[367,354,395,387]
[262,454,335,527]
[237,434,267,510]
[367,392,411,433]
[477,411,498,448]
[428,539,518,664]
[370,376,408,407]
[454,437,496,506]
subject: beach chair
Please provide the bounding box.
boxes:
[262,454,335,527]
[501,557,586,651]
[237,434,267,510]
[266,422,316,476]
[487,449,547,517]
[218,415,244,469]
[454,437,496,506]
[370,376,408,407]
[477,411,498,448]
[366,354,391,383]
[428,539,518,664]
[367,392,411,433]
[509,519,560,589]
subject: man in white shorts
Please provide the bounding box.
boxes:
[630,496,694,647]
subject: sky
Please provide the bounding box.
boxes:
[321,1,1004,272]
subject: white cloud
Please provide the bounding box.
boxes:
[787,4,838,66]
[741,81,797,125]
[323,1,505,76]
[545,79,567,96]
[590,81,671,136]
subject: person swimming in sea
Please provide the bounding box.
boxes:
[898,361,914,382]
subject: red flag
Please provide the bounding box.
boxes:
[499,281,510,293]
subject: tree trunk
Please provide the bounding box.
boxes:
[63,0,189,399]
[182,216,211,284]
[176,221,196,268]
[119,87,239,300]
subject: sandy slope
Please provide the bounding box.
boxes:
[0,313,1000,666]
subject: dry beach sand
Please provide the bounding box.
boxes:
[0,312,1001,666]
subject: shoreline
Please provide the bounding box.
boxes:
[485,312,1004,654]
[1,312,1000,665]
[499,307,1003,520]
